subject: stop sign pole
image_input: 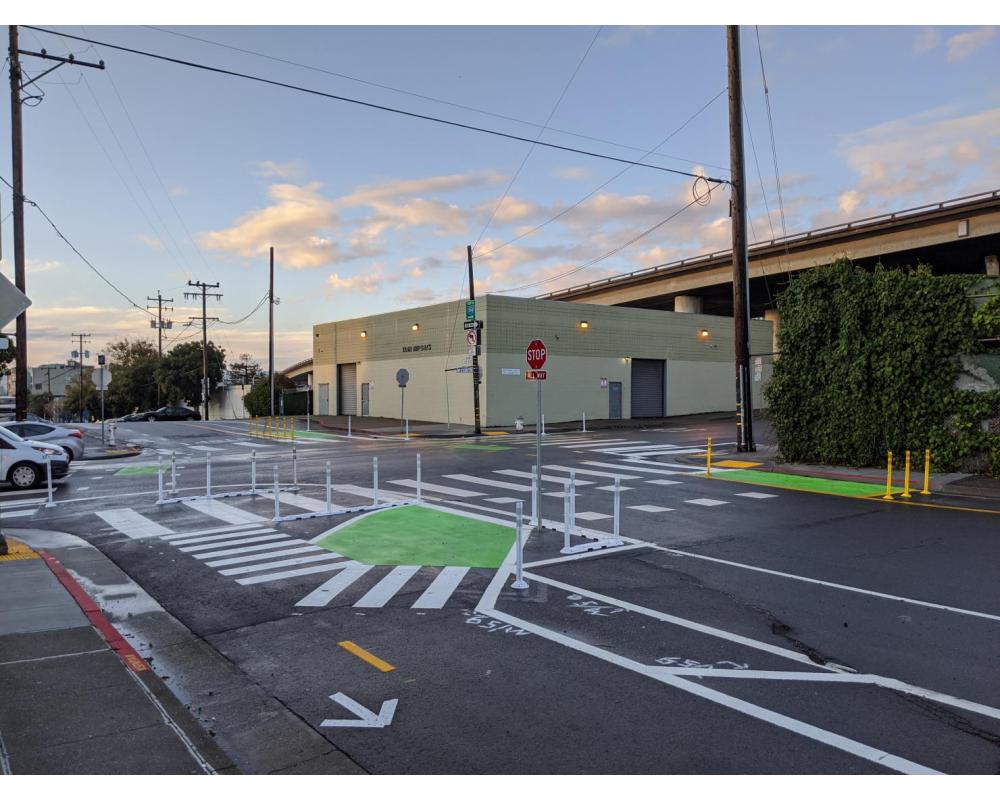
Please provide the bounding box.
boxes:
[526,339,547,532]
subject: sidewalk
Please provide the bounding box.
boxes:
[79,425,142,460]
[0,538,234,775]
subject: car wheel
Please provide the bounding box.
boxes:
[62,447,74,463]
[148,416,155,422]
[8,462,41,490]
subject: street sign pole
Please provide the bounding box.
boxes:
[535,377,542,533]
[100,368,106,445]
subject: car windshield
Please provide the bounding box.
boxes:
[0,425,25,443]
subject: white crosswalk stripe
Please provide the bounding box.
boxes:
[444,474,532,492]
[736,492,778,499]
[179,534,289,553]
[168,528,277,546]
[97,509,173,540]
[205,545,322,568]
[629,505,674,513]
[183,498,270,525]
[558,439,643,449]
[355,565,421,608]
[192,539,313,559]
[161,522,263,540]
[219,551,347,577]
[485,497,523,504]
[685,498,729,507]
[583,461,685,476]
[543,465,641,480]
[412,567,470,609]
[237,562,355,586]
[296,564,373,606]
[494,469,594,486]
[389,479,482,497]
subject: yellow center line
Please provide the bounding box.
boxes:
[338,640,395,672]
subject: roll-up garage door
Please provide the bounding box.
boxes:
[337,363,358,415]
[630,358,665,417]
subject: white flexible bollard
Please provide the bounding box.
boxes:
[45,455,56,508]
[348,415,352,438]
[541,414,546,437]
[373,456,379,506]
[170,450,177,495]
[569,469,577,538]
[416,453,422,503]
[512,500,528,590]
[562,491,571,552]
[251,449,257,494]
[613,476,621,542]
[325,460,332,513]
[292,442,298,489]
[405,418,409,441]
[157,455,164,504]
[273,465,280,520]
[206,452,212,497]
[531,466,538,528]
[582,411,586,433]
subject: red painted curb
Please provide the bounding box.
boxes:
[36,549,151,673]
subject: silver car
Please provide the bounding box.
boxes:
[0,421,86,462]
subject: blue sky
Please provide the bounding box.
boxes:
[2,23,998,368]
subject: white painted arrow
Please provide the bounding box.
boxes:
[320,692,397,728]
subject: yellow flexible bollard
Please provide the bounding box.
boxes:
[706,437,712,479]
[291,419,296,441]
[266,416,271,439]
[882,451,894,500]
[901,450,912,499]
[921,449,932,496]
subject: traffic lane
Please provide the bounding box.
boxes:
[531,547,1000,710]
[205,602,884,774]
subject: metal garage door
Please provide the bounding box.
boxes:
[337,363,358,415]
[630,358,665,417]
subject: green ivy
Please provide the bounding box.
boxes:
[765,259,1000,477]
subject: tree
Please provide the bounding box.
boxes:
[64,375,99,422]
[229,353,262,387]
[157,341,226,407]
[243,374,295,417]
[28,391,53,418]
[104,337,160,416]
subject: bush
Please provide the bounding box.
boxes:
[765,259,999,476]
[243,375,296,417]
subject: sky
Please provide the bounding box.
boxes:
[1,22,998,370]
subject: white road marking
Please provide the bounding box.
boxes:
[736,492,778,499]
[1,508,38,518]
[331,484,411,504]
[684,498,729,507]
[237,562,357,586]
[558,439,640,449]
[594,443,688,453]
[596,485,635,492]
[411,566,470,609]
[646,478,683,486]
[484,497,523,504]
[205,545,321,568]
[219,552,347,576]
[167,528,277,546]
[575,511,611,521]
[97,509,173,540]
[495,469,594,486]
[179,534,289,553]
[444,474,532,492]
[295,564,373,606]
[544,465,641,480]
[187,445,226,452]
[160,522,263,540]
[583,461,685,476]
[183,498,270,525]
[354,565,421,608]
[1,498,46,508]
[388,479,482,498]
[273,492,340,512]
[192,540,315,559]
[231,441,273,448]
[628,505,673,512]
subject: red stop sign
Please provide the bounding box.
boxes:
[526,339,547,370]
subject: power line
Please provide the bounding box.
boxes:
[755,26,790,242]
[24,26,729,185]
[143,24,730,174]
[0,174,155,318]
[218,292,269,325]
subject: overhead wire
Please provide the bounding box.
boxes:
[755,27,792,248]
[24,26,728,185]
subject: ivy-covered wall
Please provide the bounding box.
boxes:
[765,259,1000,476]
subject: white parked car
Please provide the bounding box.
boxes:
[0,421,86,462]
[0,425,70,489]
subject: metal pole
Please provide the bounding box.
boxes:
[416,453,422,503]
[251,449,257,494]
[373,456,379,506]
[535,379,542,532]
[9,26,28,422]
[170,450,177,495]
[292,442,298,489]
[44,455,55,507]
[612,476,622,542]
[157,455,163,504]
[467,245,482,436]
[325,460,332,513]
[100,367,106,445]
[206,453,212,497]
[512,500,528,590]
[272,465,280,519]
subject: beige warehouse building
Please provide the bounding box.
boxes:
[312,295,773,428]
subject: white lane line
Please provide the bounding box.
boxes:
[558,439,640,449]
[192,540,316,560]
[594,443,687,453]
[205,545,322,568]
[183,498,270,525]
[331,484,411,504]
[219,552,346,576]
[583,461,685,476]
[736,492,778,499]
[628,461,715,473]
[524,543,651,568]
[231,441,273,448]
[388,479,482,498]
[495,469,594,486]
[544,465,641,480]
[649,544,1000,624]
[1,508,38,518]
[444,474,532,493]
[188,445,226,452]
[167,528,276,546]
[160,522,263,540]
[295,564,373,606]
[97,509,174,540]
[179,534,289,553]
[1,498,46,508]
[411,566,469,609]
[685,498,729,507]
[628,505,673,512]
[237,562,356,586]
[354,565,421,608]
[272,492,341,512]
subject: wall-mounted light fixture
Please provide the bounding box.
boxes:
[578,320,590,330]
[411,323,420,332]
[699,329,710,339]
[360,330,367,339]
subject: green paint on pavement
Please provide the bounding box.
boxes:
[115,464,167,476]
[452,444,512,452]
[315,505,514,567]
[294,431,341,440]
[713,469,895,498]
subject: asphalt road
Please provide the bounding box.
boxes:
[5,418,999,774]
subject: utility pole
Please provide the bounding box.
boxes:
[466,245,482,435]
[185,281,221,421]
[8,26,104,421]
[147,290,173,406]
[727,25,755,453]
[70,332,91,423]
[269,246,275,418]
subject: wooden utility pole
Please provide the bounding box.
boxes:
[727,25,755,452]
[185,281,221,421]
[467,245,482,435]
[70,332,92,423]
[147,291,173,406]
[269,247,275,418]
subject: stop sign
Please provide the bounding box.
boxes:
[526,339,547,370]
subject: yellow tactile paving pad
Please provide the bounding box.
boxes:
[713,459,763,469]
[0,538,39,562]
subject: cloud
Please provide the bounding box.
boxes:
[336,171,503,208]
[255,160,307,179]
[838,190,863,216]
[168,185,188,198]
[553,166,593,181]
[600,26,656,49]
[913,27,940,55]
[135,233,163,250]
[327,265,385,295]
[946,27,995,61]
[27,259,62,274]
[396,287,440,305]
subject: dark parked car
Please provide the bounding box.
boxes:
[132,406,202,422]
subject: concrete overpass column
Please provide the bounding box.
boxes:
[764,309,781,356]
[674,295,704,313]
[987,255,999,277]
